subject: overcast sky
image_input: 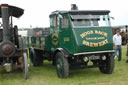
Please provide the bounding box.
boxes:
[0,0,128,28]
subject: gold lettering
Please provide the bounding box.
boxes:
[86,41,90,46]
[98,42,102,46]
[102,41,105,46]
[95,30,108,37]
[80,30,94,38]
[82,39,108,47]
[97,37,105,40]
[81,30,109,47]
[104,33,108,37]
[83,40,90,46]
[64,37,69,42]
[80,33,86,38]
[95,30,98,34]
[90,43,93,47]
[105,39,108,43]
[94,43,99,47]
[83,40,86,45]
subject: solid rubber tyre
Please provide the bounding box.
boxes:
[29,49,34,66]
[30,49,43,66]
[99,54,114,74]
[56,52,69,78]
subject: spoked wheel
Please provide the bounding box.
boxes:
[23,53,29,80]
[56,52,69,78]
[99,54,114,74]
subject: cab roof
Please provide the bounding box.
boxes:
[50,10,110,16]
[0,4,24,18]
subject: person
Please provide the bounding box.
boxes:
[113,30,122,61]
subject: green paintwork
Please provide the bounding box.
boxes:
[72,27,113,53]
[26,10,114,55]
[25,36,46,50]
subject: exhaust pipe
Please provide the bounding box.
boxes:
[71,4,78,10]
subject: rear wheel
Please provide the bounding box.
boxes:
[29,49,34,66]
[29,49,43,66]
[56,52,69,78]
[99,54,114,74]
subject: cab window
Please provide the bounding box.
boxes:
[50,16,58,28]
[61,16,69,28]
[50,17,54,27]
[71,15,111,27]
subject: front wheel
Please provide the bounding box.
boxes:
[99,54,114,74]
[56,52,69,78]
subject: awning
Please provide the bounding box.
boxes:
[0,4,24,18]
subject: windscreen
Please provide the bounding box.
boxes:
[70,14,111,27]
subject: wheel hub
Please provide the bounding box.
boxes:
[57,58,63,77]
[0,41,15,57]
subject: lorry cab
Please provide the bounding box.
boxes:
[49,10,114,55]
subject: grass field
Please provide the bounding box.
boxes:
[0,46,128,85]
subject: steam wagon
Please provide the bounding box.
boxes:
[0,4,28,79]
[28,9,115,78]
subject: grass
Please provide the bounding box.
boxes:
[0,46,128,85]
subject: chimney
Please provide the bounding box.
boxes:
[1,4,10,41]
[71,4,78,10]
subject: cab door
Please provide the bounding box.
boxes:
[49,15,60,50]
[59,14,72,52]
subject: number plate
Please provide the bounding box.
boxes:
[89,55,100,60]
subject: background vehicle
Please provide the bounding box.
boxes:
[27,6,114,78]
[0,4,28,79]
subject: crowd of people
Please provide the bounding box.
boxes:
[113,30,128,63]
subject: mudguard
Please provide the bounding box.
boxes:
[55,48,70,57]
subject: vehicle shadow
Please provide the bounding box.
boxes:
[29,62,107,79]
[0,62,110,80]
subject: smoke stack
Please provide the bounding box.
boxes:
[1,4,10,41]
[71,4,78,10]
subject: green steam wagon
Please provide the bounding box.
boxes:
[27,9,115,78]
